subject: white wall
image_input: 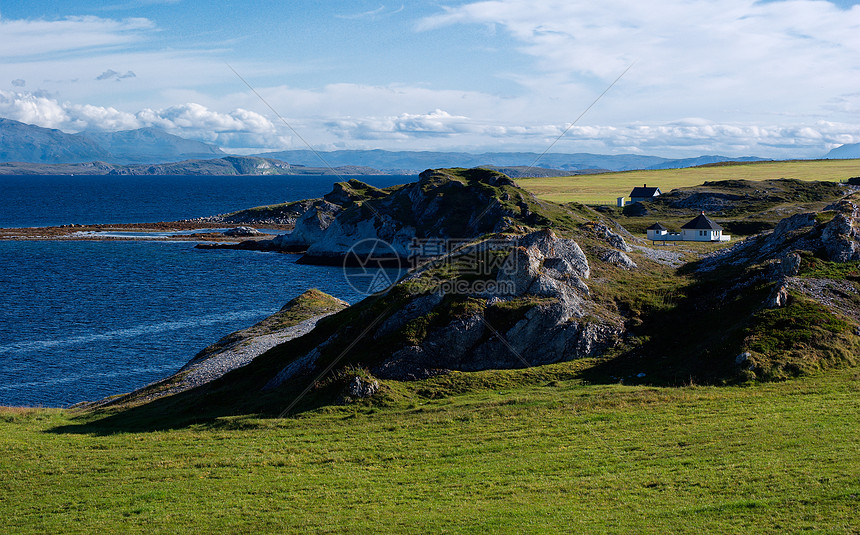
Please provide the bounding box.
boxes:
[681,229,724,241]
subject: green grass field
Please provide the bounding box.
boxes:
[2,366,858,534]
[519,159,860,204]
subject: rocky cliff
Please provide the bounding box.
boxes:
[227,168,568,263]
[98,172,860,420]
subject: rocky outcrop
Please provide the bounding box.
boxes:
[340,376,380,402]
[599,249,638,269]
[264,229,621,388]
[372,288,619,381]
[223,226,262,237]
[668,192,746,212]
[292,168,552,263]
[272,200,344,249]
[821,212,860,261]
[591,222,632,252]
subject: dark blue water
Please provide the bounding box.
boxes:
[0,174,413,228]
[0,175,413,407]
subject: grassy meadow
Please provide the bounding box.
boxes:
[519,159,860,204]
[2,365,858,534]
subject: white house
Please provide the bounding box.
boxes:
[618,184,662,206]
[680,212,730,242]
[646,213,730,243]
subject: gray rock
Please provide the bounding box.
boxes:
[767,284,790,308]
[599,249,638,269]
[821,213,860,262]
[261,348,319,391]
[772,213,817,238]
[275,200,343,248]
[518,229,590,279]
[343,376,379,399]
[496,247,542,296]
[779,252,802,277]
[593,222,633,252]
[223,226,261,237]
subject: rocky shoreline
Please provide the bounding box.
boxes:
[0,221,292,242]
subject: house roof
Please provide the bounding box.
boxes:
[647,222,668,230]
[681,213,723,230]
[629,186,661,198]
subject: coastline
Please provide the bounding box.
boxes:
[0,221,293,242]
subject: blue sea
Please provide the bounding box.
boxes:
[0,174,413,407]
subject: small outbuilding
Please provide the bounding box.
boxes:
[629,184,662,204]
[680,212,730,242]
[646,222,668,241]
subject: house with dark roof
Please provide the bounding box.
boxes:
[681,212,730,242]
[645,213,730,243]
[629,184,661,204]
[646,222,669,241]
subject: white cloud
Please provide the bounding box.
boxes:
[96,69,136,81]
[0,90,70,128]
[321,104,860,157]
[418,0,860,124]
[335,4,405,20]
[0,15,154,59]
[0,91,284,148]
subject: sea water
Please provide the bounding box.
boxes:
[0,174,413,407]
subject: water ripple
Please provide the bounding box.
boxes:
[0,309,269,355]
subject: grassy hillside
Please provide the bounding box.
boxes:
[1,368,858,533]
[519,159,860,204]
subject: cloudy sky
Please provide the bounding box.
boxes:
[2,0,860,158]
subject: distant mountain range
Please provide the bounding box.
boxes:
[252,149,768,173]
[0,157,391,176]
[5,116,859,174]
[0,118,223,164]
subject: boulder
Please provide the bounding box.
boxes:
[599,249,638,269]
[343,376,379,399]
[767,284,790,308]
[592,222,633,252]
[223,226,261,237]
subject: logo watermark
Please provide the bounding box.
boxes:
[342,238,403,296]
[343,237,521,296]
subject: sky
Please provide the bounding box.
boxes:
[2,0,860,159]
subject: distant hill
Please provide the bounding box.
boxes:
[252,149,766,173]
[86,127,224,163]
[0,118,112,163]
[0,118,224,164]
[0,116,771,171]
[645,154,766,170]
[0,156,394,176]
[824,143,860,159]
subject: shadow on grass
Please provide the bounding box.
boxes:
[580,263,768,387]
[46,374,342,435]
